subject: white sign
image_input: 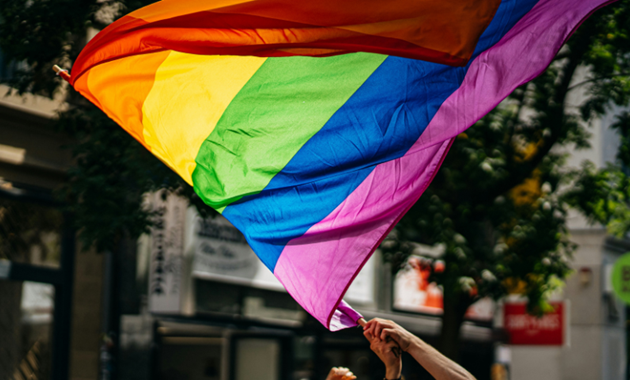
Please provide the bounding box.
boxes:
[189,211,375,305]
[0,259,11,279]
[146,197,377,316]
[344,254,376,305]
[189,213,284,291]
[148,191,187,314]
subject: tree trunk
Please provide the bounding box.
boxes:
[439,292,473,362]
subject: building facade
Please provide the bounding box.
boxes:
[0,66,105,380]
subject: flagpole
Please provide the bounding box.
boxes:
[52,65,71,82]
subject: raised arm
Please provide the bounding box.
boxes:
[363,318,476,380]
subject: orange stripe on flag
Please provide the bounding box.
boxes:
[131,0,254,22]
[214,0,501,62]
[70,0,500,82]
[75,51,170,150]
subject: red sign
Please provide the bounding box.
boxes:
[503,302,564,345]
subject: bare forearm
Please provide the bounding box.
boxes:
[385,365,402,380]
[406,337,476,380]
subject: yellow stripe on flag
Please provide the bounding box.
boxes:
[142,52,267,185]
[83,51,170,149]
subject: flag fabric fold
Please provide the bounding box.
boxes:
[69,0,612,330]
[71,0,502,75]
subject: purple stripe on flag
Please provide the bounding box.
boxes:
[274,0,612,330]
[330,300,364,332]
[275,139,452,329]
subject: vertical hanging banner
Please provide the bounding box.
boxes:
[148,191,188,314]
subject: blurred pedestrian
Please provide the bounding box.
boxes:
[363,318,476,380]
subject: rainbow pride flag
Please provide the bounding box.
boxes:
[68,0,612,330]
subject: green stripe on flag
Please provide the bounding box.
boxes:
[192,52,387,212]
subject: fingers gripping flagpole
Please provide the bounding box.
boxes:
[52,65,71,82]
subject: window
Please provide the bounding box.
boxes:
[0,280,55,380]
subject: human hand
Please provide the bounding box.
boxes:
[325,367,357,380]
[363,318,415,352]
[364,330,402,379]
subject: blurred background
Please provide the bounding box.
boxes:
[1,1,630,380]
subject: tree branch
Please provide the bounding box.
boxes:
[475,40,590,203]
[567,73,630,91]
[504,86,529,170]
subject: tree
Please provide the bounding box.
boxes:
[566,112,630,237]
[0,0,215,251]
[381,1,630,360]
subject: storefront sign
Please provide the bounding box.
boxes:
[503,302,564,345]
[611,252,630,304]
[190,213,375,304]
[191,214,285,291]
